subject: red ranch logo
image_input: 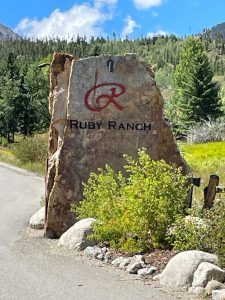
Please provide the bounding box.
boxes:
[84,82,126,112]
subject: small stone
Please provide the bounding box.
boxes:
[96,253,104,261]
[104,252,112,263]
[84,246,102,258]
[29,207,45,229]
[138,266,157,277]
[188,287,204,295]
[126,255,146,274]
[153,275,160,281]
[146,266,157,275]
[212,289,225,300]
[127,262,146,274]
[101,247,107,254]
[205,280,224,296]
[138,268,148,276]
[119,258,132,269]
[112,257,126,267]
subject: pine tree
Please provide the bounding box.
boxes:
[173,37,222,131]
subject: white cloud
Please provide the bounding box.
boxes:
[94,0,118,7]
[147,30,169,38]
[15,2,115,40]
[121,16,139,38]
[133,0,163,10]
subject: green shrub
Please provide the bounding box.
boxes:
[204,200,225,266]
[15,134,48,164]
[167,209,207,251]
[74,149,190,253]
[168,201,225,267]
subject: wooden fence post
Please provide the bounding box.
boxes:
[203,175,219,209]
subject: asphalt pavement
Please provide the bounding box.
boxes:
[0,162,197,300]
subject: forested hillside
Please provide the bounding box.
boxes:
[1,31,225,141]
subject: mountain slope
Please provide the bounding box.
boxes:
[0,23,21,40]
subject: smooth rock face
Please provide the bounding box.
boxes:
[58,218,96,250]
[45,53,190,238]
[212,289,225,300]
[159,250,218,290]
[29,207,45,229]
[192,262,225,288]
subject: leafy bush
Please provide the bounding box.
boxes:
[168,201,225,267]
[204,200,225,266]
[187,118,225,144]
[15,134,48,164]
[74,149,190,253]
[167,209,207,251]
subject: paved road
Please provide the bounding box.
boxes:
[0,163,197,300]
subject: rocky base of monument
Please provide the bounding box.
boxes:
[29,210,225,299]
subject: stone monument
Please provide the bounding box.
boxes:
[45,53,189,238]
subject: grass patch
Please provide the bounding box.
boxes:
[0,134,47,176]
[179,141,225,206]
[0,146,46,175]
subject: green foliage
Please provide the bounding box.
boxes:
[204,200,225,266]
[75,149,189,253]
[15,134,48,164]
[167,210,207,251]
[168,200,225,267]
[173,37,222,131]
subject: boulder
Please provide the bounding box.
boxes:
[159,250,218,290]
[192,262,225,287]
[29,207,45,229]
[205,280,224,296]
[58,218,96,250]
[212,289,225,300]
[44,53,190,238]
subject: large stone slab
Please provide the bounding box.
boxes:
[159,250,218,290]
[45,53,190,238]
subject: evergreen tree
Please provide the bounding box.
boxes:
[173,37,222,131]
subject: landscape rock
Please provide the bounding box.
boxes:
[188,287,204,295]
[112,257,127,267]
[126,255,146,274]
[192,262,225,287]
[84,246,102,258]
[96,253,104,261]
[44,53,190,238]
[212,289,225,300]
[103,252,112,263]
[29,207,45,229]
[137,266,157,277]
[205,280,224,296]
[58,218,96,250]
[119,257,132,269]
[159,250,218,290]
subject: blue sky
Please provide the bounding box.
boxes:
[0,0,225,39]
